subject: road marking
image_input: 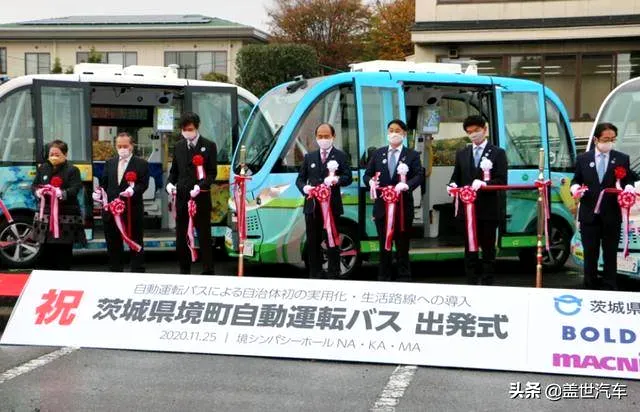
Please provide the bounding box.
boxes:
[0,346,78,384]
[371,365,418,411]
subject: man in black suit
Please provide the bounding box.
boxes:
[448,115,508,285]
[95,132,150,272]
[364,119,424,282]
[165,112,217,275]
[296,123,353,279]
[571,122,637,290]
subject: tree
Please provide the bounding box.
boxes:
[51,57,63,74]
[236,44,319,96]
[368,0,416,60]
[201,72,229,83]
[267,0,371,72]
[87,47,103,63]
[64,67,74,74]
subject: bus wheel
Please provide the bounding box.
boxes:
[518,218,571,272]
[316,225,360,277]
[0,215,41,269]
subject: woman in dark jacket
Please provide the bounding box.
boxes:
[32,140,87,270]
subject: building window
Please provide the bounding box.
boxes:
[0,48,6,74]
[615,52,640,86]
[76,51,137,66]
[25,53,50,75]
[580,54,614,121]
[509,55,543,82]
[164,51,228,80]
[542,55,577,120]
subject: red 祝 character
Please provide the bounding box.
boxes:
[35,289,84,325]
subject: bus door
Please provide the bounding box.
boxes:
[494,82,549,245]
[353,76,406,245]
[184,86,238,237]
[32,79,92,239]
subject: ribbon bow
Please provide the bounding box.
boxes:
[192,155,205,180]
[232,174,252,252]
[106,198,142,252]
[379,186,400,251]
[187,199,198,262]
[38,177,63,239]
[308,184,340,248]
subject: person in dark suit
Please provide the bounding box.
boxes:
[296,123,353,279]
[32,140,87,270]
[571,122,637,290]
[95,132,149,272]
[166,112,217,275]
[448,115,508,285]
[363,119,424,282]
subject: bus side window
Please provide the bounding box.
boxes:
[0,88,35,163]
[501,92,542,168]
[277,85,358,173]
[546,99,575,170]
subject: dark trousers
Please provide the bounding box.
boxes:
[38,243,73,270]
[463,219,498,285]
[176,195,214,275]
[305,210,340,279]
[103,212,145,272]
[375,215,411,282]
[580,215,619,290]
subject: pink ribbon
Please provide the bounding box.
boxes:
[106,198,141,252]
[0,198,13,223]
[196,165,204,180]
[233,175,251,252]
[535,180,552,252]
[379,186,400,251]
[453,186,479,252]
[595,188,639,257]
[370,172,380,200]
[187,199,198,262]
[308,184,340,248]
[572,184,588,200]
[38,185,60,239]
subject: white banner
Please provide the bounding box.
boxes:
[1,270,638,379]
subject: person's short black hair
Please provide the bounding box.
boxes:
[387,119,407,131]
[594,122,617,138]
[48,139,68,155]
[180,112,200,129]
[462,115,486,132]
[114,132,135,145]
[315,123,335,136]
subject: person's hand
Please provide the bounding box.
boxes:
[446,182,457,197]
[165,182,176,195]
[303,185,313,195]
[92,190,102,202]
[324,176,338,186]
[471,179,486,191]
[35,188,45,199]
[190,185,201,198]
[394,182,409,193]
[54,188,63,199]
[570,184,587,199]
[624,184,636,193]
[119,187,134,198]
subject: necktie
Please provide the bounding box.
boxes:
[321,150,327,164]
[388,149,397,176]
[597,153,606,183]
[474,146,482,168]
[118,158,127,183]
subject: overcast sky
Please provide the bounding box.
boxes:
[0,0,272,32]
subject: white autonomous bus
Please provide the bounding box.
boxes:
[0,63,258,268]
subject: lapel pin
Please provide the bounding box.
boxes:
[43,175,48,180]
[201,147,206,152]
[382,159,387,164]
[311,163,316,168]
[589,162,595,168]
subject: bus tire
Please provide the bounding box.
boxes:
[518,217,571,272]
[0,214,42,269]
[304,223,361,278]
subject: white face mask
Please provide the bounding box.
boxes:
[118,148,131,159]
[387,133,404,146]
[183,130,197,141]
[469,131,485,145]
[317,138,333,150]
[596,141,613,153]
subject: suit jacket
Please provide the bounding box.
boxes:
[168,136,217,203]
[363,146,425,224]
[449,142,508,221]
[32,161,83,216]
[571,149,635,225]
[100,155,150,219]
[295,147,352,216]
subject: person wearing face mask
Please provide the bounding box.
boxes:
[448,115,508,286]
[363,119,424,282]
[31,140,87,270]
[96,132,150,272]
[296,123,353,279]
[571,122,638,290]
[166,112,217,275]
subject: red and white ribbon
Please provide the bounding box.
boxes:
[458,187,478,252]
[535,180,552,251]
[370,172,380,200]
[397,163,409,233]
[618,191,637,258]
[379,186,400,251]
[0,198,14,248]
[187,199,198,262]
[106,198,142,252]
[308,184,340,248]
[480,158,493,182]
[233,174,251,253]
[38,185,60,239]
[572,184,588,200]
[192,155,205,180]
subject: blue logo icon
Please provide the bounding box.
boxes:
[554,295,582,316]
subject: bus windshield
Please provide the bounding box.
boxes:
[597,80,640,173]
[233,77,322,174]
